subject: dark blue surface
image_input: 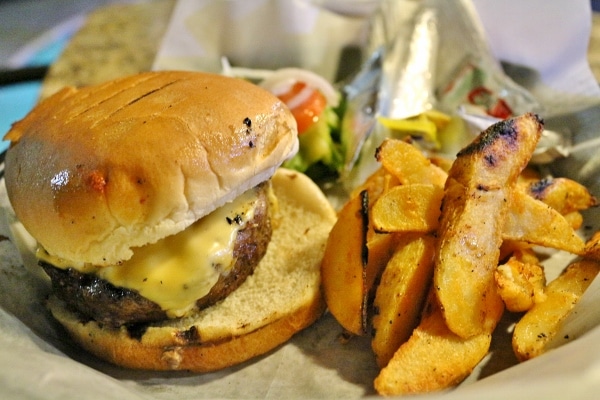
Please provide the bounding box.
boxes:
[0,82,42,151]
[0,28,71,153]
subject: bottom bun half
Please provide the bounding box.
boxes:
[46,169,337,372]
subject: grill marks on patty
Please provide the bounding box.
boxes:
[41,183,273,328]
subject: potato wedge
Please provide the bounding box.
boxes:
[321,188,398,336]
[564,211,584,230]
[371,234,436,367]
[429,154,453,173]
[351,166,399,202]
[321,190,369,335]
[434,113,542,338]
[523,177,597,230]
[584,230,600,260]
[525,177,597,215]
[512,259,600,361]
[375,138,447,186]
[518,166,542,185]
[504,188,586,255]
[371,183,585,255]
[371,184,444,234]
[495,253,546,312]
[374,290,492,396]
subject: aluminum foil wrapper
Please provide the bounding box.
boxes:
[340,0,596,189]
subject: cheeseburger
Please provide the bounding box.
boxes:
[4,70,336,371]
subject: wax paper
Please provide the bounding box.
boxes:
[2,0,600,399]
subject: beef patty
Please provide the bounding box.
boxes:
[41,183,273,328]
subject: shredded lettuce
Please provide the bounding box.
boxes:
[283,99,347,182]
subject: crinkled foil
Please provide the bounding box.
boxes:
[340,0,559,189]
[376,4,438,119]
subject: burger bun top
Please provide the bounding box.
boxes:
[4,71,298,266]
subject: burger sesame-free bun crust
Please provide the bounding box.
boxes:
[47,169,337,372]
[4,71,298,266]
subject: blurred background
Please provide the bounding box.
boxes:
[0,0,164,150]
[0,0,134,63]
[2,0,599,65]
[0,0,598,152]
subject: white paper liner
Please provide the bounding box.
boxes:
[3,0,600,398]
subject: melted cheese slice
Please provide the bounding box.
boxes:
[39,187,262,318]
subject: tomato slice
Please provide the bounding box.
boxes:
[277,82,327,134]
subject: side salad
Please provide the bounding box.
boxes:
[221,62,538,188]
[259,68,347,181]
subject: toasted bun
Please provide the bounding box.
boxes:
[46,169,337,371]
[4,71,298,266]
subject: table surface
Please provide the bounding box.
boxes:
[39,0,175,99]
[0,0,127,63]
[590,12,600,81]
